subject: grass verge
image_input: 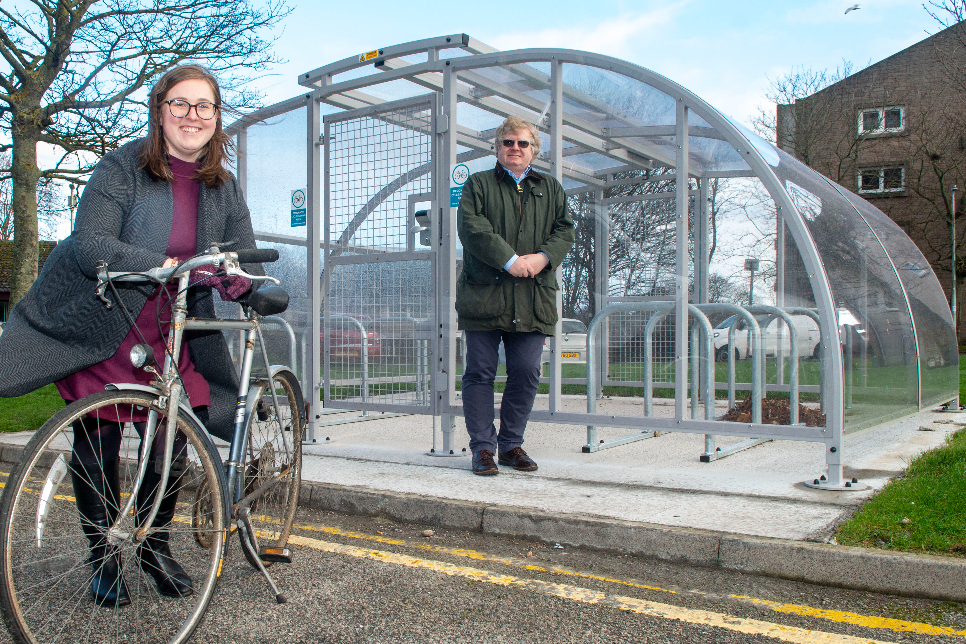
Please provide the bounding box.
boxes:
[0,384,62,433]
[835,426,966,556]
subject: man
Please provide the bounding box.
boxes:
[456,116,575,476]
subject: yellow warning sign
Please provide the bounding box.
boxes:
[359,50,379,63]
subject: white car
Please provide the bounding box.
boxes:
[542,318,588,364]
[712,314,821,362]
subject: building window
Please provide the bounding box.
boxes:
[858,107,904,135]
[858,166,905,194]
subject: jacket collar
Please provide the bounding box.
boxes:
[494,162,544,183]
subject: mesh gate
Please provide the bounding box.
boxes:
[323,95,437,414]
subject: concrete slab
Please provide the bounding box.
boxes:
[299,395,960,541]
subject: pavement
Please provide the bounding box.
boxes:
[2,393,965,602]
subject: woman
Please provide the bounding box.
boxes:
[0,65,261,606]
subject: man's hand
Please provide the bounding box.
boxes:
[520,253,549,275]
[507,256,534,278]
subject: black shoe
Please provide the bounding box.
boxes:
[70,453,131,607]
[498,446,538,471]
[137,538,193,598]
[135,453,194,597]
[471,450,498,476]
[88,546,130,607]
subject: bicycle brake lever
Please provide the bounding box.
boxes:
[223,257,280,285]
[95,262,114,309]
[96,283,113,309]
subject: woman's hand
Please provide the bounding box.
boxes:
[161,257,179,269]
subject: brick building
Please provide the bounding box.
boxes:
[0,240,57,322]
[776,23,966,331]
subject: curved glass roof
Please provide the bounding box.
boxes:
[230,34,957,468]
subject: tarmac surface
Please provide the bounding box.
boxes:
[291,394,966,602]
[1,393,964,602]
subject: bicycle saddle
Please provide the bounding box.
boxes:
[245,284,289,316]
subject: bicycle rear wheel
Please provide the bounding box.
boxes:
[241,370,303,567]
[0,390,227,644]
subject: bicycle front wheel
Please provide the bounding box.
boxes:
[0,390,228,644]
[241,370,303,567]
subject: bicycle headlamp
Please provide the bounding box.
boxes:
[130,343,155,369]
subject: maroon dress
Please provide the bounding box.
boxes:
[56,157,212,420]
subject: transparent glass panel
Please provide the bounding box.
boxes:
[354,79,434,103]
[836,189,958,408]
[687,135,750,175]
[771,149,921,431]
[243,106,308,239]
[561,64,676,127]
[233,106,311,382]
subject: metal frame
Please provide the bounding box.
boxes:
[224,33,959,487]
[322,93,439,418]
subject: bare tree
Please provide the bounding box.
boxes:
[753,62,857,163]
[0,0,289,306]
[0,151,63,242]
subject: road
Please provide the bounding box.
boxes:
[184,509,965,644]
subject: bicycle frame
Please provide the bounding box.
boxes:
[97,253,288,545]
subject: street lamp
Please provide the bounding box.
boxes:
[67,184,79,233]
[951,185,958,333]
[744,258,759,306]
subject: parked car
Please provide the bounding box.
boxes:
[322,315,381,361]
[541,318,588,364]
[713,314,820,362]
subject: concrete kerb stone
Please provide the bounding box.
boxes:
[481,506,722,567]
[301,481,487,531]
[718,535,966,602]
[299,479,966,602]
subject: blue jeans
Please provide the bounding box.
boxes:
[462,330,546,454]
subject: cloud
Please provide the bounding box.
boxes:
[488,2,691,58]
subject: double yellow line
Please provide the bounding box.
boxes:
[291,523,966,644]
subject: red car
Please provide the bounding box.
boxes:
[322,316,381,361]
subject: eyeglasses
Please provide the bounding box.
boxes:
[164,99,219,120]
[501,139,532,149]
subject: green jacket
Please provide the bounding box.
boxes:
[456,164,575,335]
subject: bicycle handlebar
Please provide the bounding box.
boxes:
[236,248,279,264]
[95,247,281,307]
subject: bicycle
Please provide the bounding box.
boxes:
[0,247,305,644]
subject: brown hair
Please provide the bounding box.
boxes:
[495,117,542,158]
[139,64,233,188]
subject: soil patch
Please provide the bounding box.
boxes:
[720,396,826,427]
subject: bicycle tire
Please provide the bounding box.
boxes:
[0,390,228,644]
[239,370,303,568]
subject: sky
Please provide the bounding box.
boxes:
[253,0,943,129]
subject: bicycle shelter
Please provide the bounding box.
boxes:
[226,34,958,490]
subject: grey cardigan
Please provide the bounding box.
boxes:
[0,139,262,440]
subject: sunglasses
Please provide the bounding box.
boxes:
[501,139,532,149]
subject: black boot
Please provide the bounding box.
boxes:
[71,458,131,607]
[135,454,193,597]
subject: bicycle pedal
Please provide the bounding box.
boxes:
[258,546,292,563]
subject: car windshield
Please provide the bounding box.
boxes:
[714,315,738,330]
[562,319,587,334]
